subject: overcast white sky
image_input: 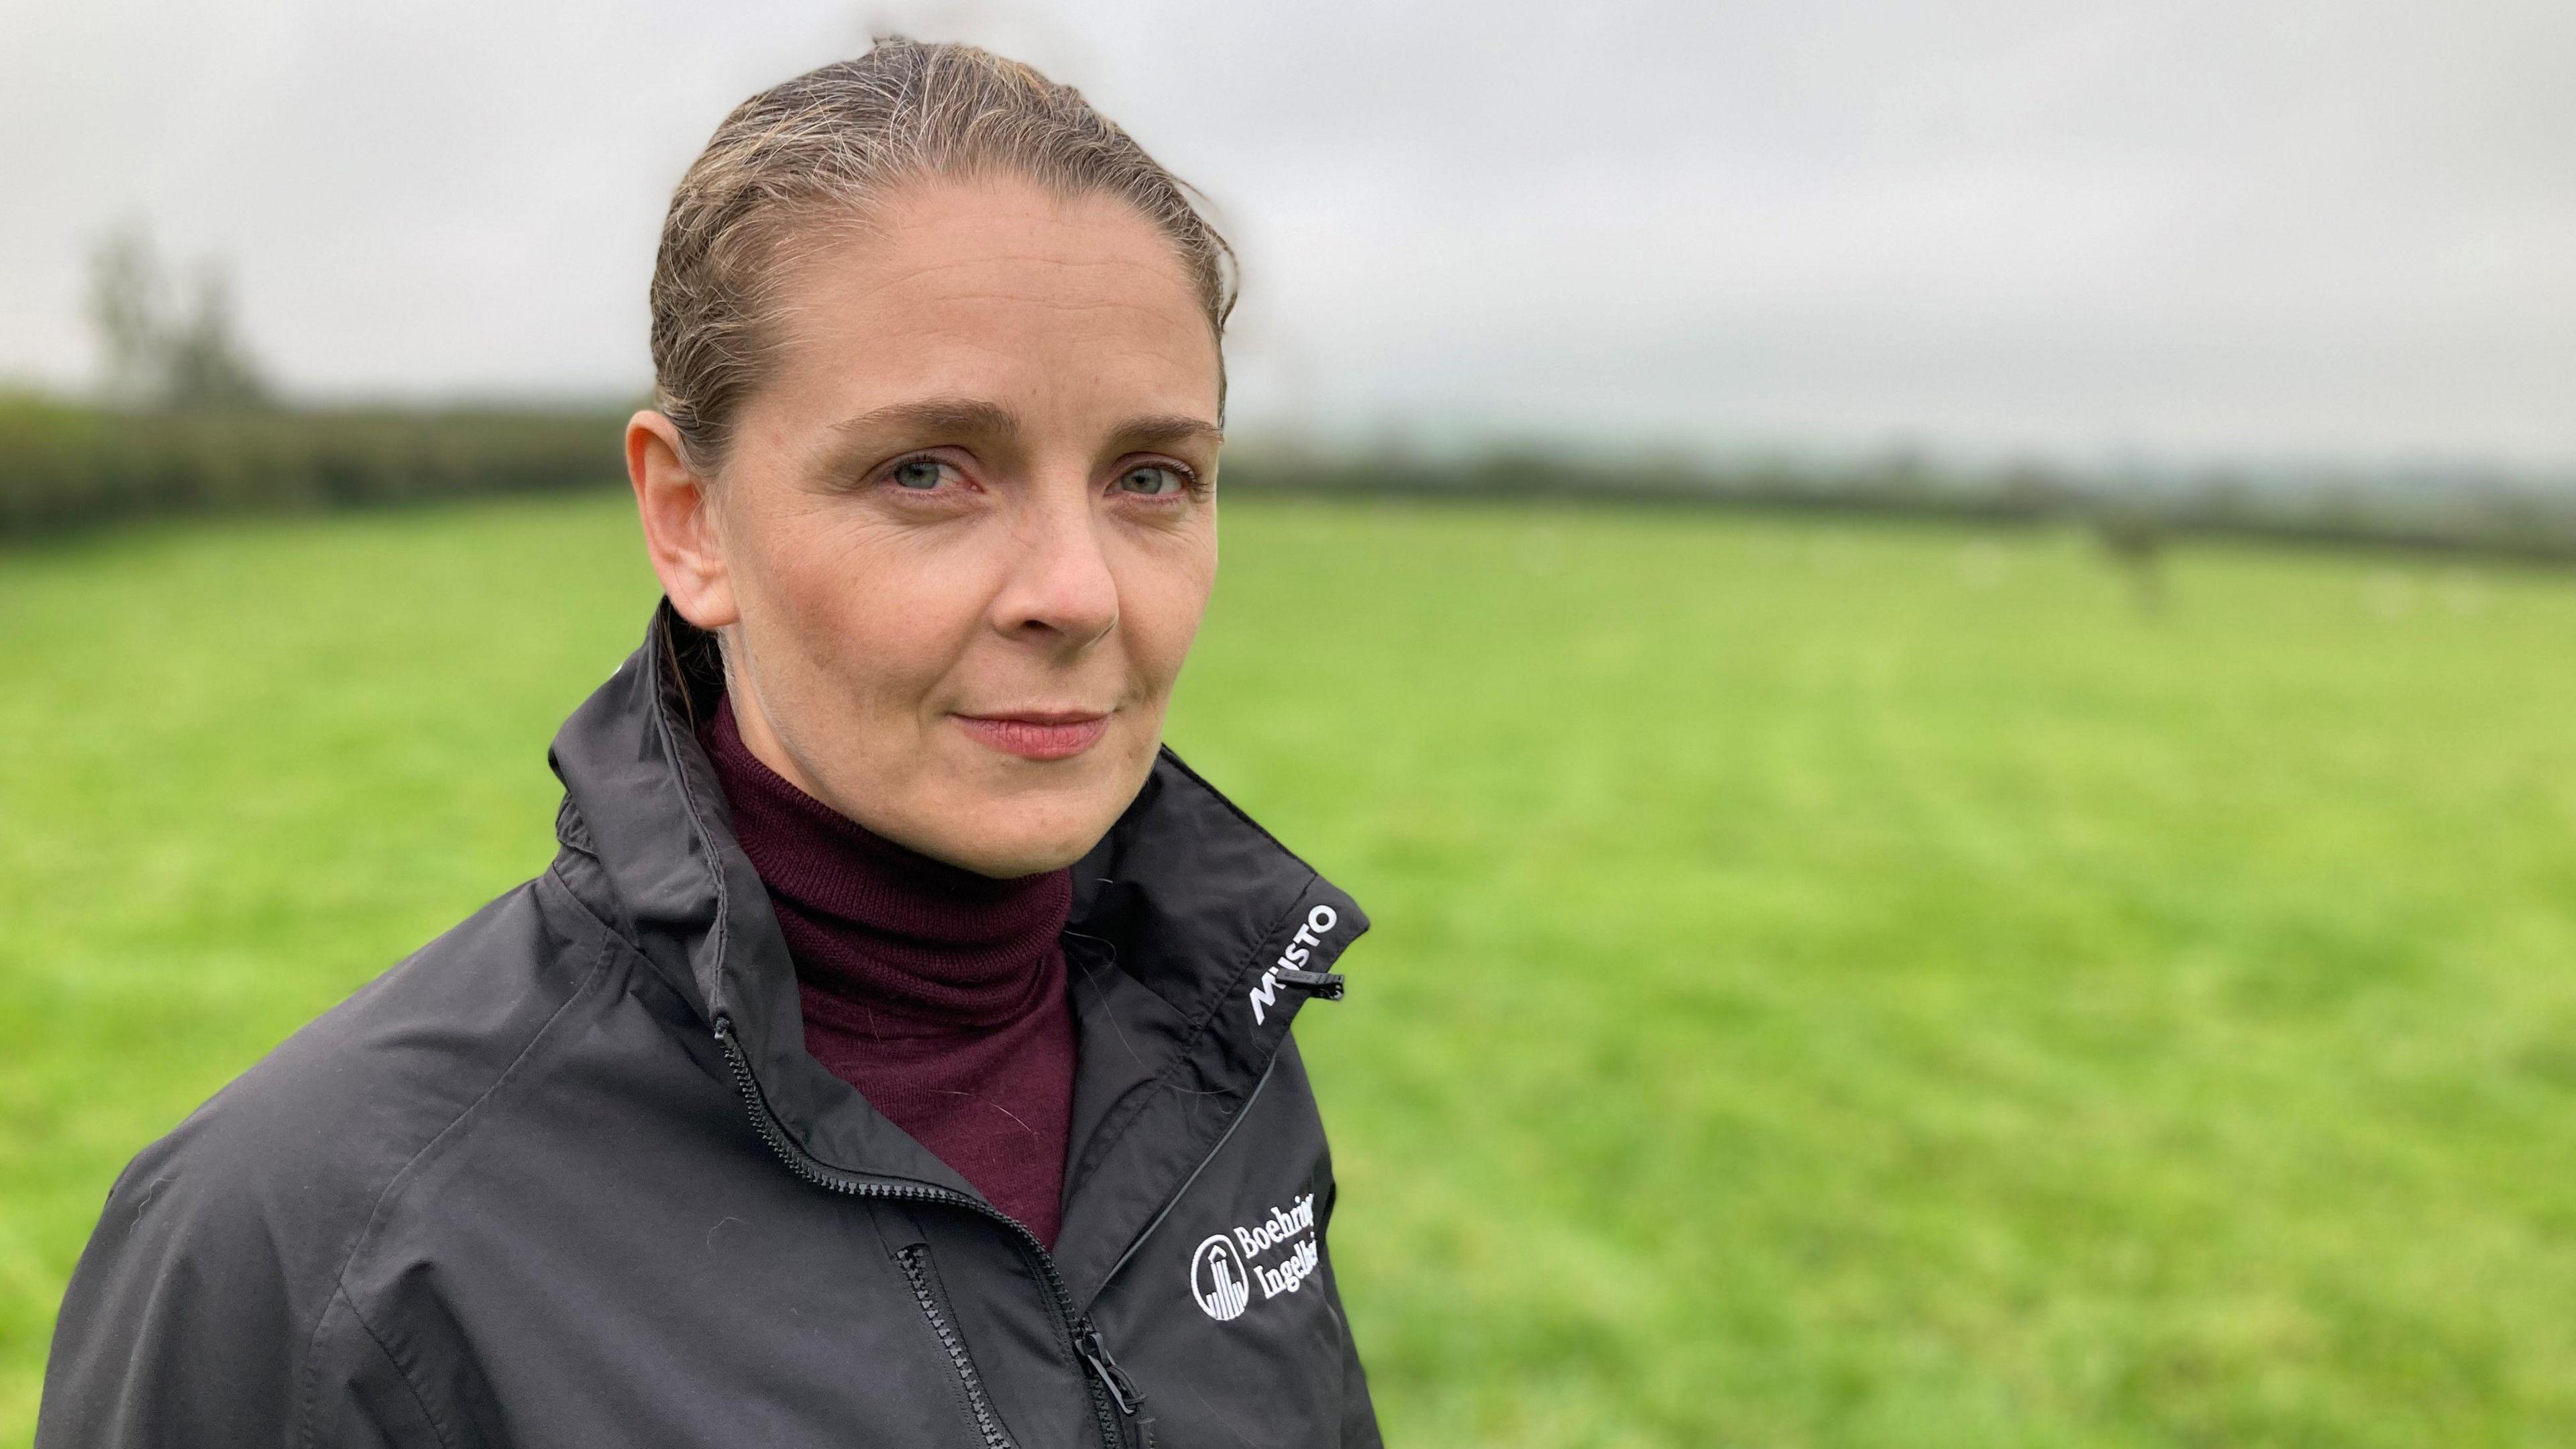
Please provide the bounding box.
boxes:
[3,0,2573,467]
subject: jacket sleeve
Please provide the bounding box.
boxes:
[1336,1303,1383,1449]
[36,1134,445,1449]
[1318,1180,1384,1448]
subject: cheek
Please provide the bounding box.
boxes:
[1117,528,1218,690]
[747,511,980,708]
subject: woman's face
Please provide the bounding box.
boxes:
[629,177,1222,877]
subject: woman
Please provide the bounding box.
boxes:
[40,40,1377,1449]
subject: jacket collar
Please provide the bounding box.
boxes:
[547,601,1366,1285]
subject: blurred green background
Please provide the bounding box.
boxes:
[9,491,2575,1445]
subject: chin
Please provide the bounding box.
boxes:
[945,828,1095,880]
[930,788,1118,879]
[934,737,1157,878]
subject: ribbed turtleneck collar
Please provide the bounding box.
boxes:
[698,693,1073,1028]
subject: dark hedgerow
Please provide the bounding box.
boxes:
[0,394,628,539]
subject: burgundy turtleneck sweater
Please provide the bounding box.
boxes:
[698,694,1077,1246]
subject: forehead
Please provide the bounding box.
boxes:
[761,177,1222,428]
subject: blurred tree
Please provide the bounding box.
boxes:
[87,225,166,408]
[2094,502,2168,613]
[162,266,271,411]
[86,223,272,411]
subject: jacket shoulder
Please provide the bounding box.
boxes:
[39,870,614,1448]
[141,871,606,1246]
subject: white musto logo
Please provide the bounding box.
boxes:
[1189,1193,1321,1323]
[1247,905,1339,1025]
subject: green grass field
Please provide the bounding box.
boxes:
[7,492,2576,1446]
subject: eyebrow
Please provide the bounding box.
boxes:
[826,398,1224,452]
[830,396,1020,443]
[1114,414,1227,451]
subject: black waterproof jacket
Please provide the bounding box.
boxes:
[39,603,1379,1448]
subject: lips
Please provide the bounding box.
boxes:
[951,710,1112,761]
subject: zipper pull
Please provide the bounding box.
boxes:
[1074,1318,1144,1416]
[1274,969,1345,1000]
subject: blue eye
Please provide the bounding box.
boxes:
[1118,465,1188,496]
[890,458,950,490]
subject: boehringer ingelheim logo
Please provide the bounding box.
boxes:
[1190,1234,1251,1322]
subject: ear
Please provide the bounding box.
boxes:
[627,411,739,631]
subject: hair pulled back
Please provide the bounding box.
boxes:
[649,38,1237,470]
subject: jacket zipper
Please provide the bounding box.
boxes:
[713,1017,1136,1449]
[896,1243,1018,1449]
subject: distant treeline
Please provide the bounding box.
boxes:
[0,394,627,537]
[1224,449,2576,566]
[9,393,2576,564]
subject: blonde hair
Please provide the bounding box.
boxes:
[649,38,1238,469]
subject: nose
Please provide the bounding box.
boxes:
[991,481,1119,652]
